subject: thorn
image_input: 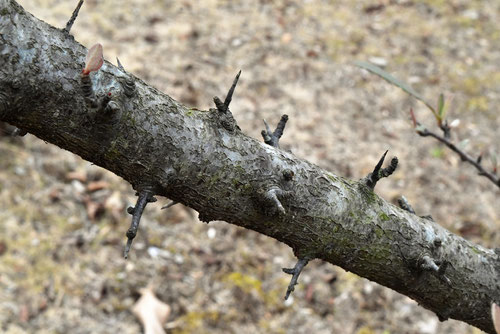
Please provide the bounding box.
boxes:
[265,188,286,215]
[213,70,241,114]
[365,151,398,189]
[161,201,178,210]
[261,114,289,148]
[223,70,241,111]
[398,196,415,214]
[116,57,125,71]
[63,0,84,34]
[282,258,310,300]
[123,190,155,259]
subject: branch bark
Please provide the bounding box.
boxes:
[1,1,499,332]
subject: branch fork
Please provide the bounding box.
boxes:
[364,150,398,189]
[283,258,310,300]
[261,114,288,148]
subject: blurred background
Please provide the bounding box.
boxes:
[1,0,499,333]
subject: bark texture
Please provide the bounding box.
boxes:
[1,1,499,332]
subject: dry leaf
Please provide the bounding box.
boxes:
[86,181,109,192]
[132,287,171,334]
[83,43,104,75]
[493,303,500,334]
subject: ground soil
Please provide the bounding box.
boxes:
[1,1,499,333]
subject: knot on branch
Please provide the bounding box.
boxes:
[282,258,310,300]
[116,58,136,97]
[261,114,288,148]
[398,196,415,214]
[364,150,398,189]
[418,254,451,286]
[262,187,290,215]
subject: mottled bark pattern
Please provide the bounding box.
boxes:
[0,1,499,332]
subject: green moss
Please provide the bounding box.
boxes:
[0,8,9,16]
[379,213,390,222]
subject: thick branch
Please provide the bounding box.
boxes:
[1,2,499,333]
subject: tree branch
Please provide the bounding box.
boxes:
[417,128,500,188]
[1,1,499,333]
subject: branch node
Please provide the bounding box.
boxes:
[398,196,415,214]
[365,151,398,189]
[123,190,155,259]
[283,169,294,181]
[116,58,136,97]
[80,73,97,107]
[419,254,451,286]
[12,127,28,137]
[282,258,310,300]
[261,114,289,148]
[63,0,84,34]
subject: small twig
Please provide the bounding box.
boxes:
[124,190,156,259]
[63,0,84,34]
[418,128,500,188]
[161,201,178,210]
[282,258,310,300]
[261,114,289,148]
[365,150,398,189]
[398,196,415,214]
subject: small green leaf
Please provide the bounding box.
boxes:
[437,93,447,122]
[354,60,437,115]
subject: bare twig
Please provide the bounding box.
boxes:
[418,128,500,188]
[282,258,310,300]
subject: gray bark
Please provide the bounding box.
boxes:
[1,1,499,332]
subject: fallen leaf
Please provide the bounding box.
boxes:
[86,181,109,192]
[66,171,87,183]
[132,287,171,334]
